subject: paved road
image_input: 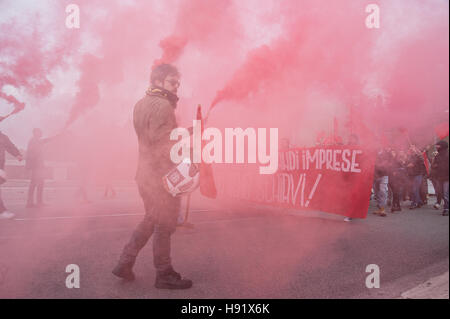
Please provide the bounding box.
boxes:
[0,182,448,298]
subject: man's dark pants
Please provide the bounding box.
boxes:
[118,182,180,273]
[27,169,44,205]
[411,175,424,206]
[443,181,449,212]
[432,178,443,205]
[390,174,405,208]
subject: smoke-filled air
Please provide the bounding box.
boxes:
[1,0,448,148]
[0,0,448,299]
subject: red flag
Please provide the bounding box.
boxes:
[422,151,430,176]
[197,105,217,198]
[199,163,217,198]
[435,122,449,140]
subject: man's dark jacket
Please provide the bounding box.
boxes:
[431,141,449,182]
[26,137,49,171]
[133,89,178,189]
[407,152,426,177]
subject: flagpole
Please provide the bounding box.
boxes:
[183,193,192,226]
[182,104,202,226]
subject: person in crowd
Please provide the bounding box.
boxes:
[430,147,444,210]
[373,149,392,217]
[389,149,408,212]
[25,128,61,208]
[386,147,394,208]
[430,140,449,216]
[420,146,432,206]
[406,145,427,209]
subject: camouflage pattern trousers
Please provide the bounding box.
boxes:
[118,181,180,273]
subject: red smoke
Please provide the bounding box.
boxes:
[210,45,282,109]
[153,35,188,67]
[0,3,76,115]
[153,0,236,67]
[1,0,447,147]
[435,122,450,140]
[0,0,448,298]
[65,54,101,128]
[206,0,448,148]
[63,0,238,127]
[207,1,376,120]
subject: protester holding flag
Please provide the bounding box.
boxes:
[430,141,449,216]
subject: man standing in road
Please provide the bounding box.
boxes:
[25,128,55,208]
[112,63,192,289]
[0,131,23,219]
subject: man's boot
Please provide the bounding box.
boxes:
[165,266,182,280]
[155,268,192,289]
[373,207,387,217]
[112,261,135,281]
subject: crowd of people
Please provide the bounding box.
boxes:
[2,127,449,222]
[305,132,449,222]
[371,140,449,217]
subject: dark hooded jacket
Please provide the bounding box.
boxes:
[406,151,426,177]
[431,141,449,181]
[0,131,21,170]
[133,88,178,189]
[25,137,50,171]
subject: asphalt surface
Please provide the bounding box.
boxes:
[0,181,448,299]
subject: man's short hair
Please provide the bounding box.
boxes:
[150,64,180,87]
